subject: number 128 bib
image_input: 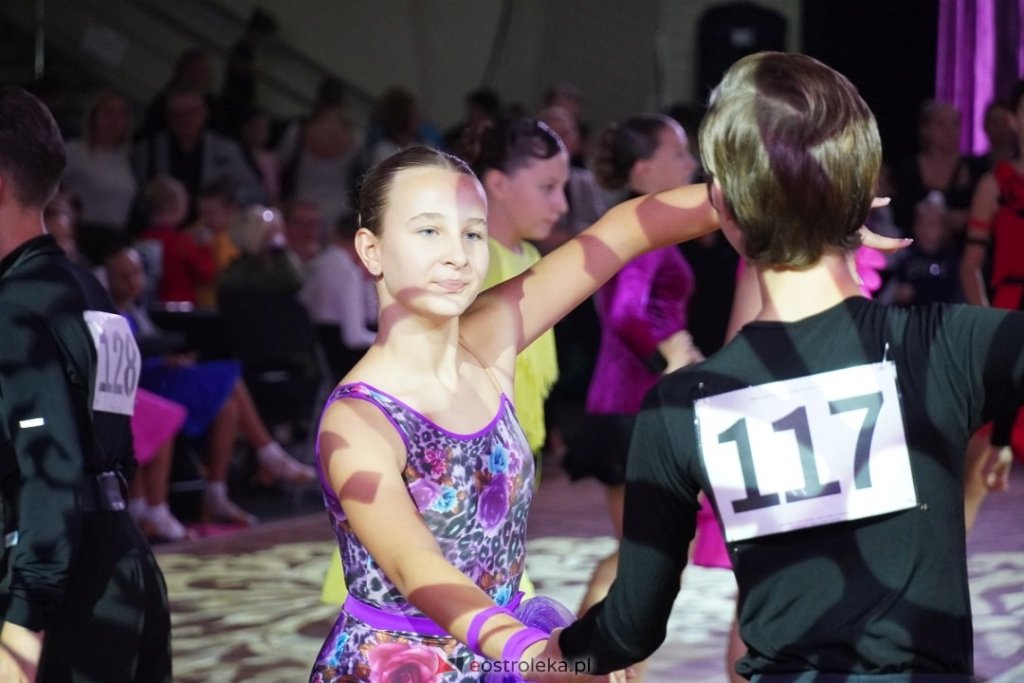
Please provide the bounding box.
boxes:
[694,361,917,542]
[83,311,140,416]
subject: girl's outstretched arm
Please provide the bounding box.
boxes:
[464,183,717,359]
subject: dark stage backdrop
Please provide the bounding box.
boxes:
[802,0,939,168]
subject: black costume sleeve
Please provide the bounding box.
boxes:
[559,385,702,672]
[0,305,88,631]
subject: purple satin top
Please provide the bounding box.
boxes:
[586,246,695,414]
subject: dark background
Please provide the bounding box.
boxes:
[802,0,939,166]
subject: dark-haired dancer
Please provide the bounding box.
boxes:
[0,87,170,681]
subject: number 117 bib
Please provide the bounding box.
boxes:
[694,361,917,542]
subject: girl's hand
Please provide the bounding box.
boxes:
[523,629,616,682]
[859,198,912,253]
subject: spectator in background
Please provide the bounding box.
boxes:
[219,204,304,298]
[63,89,138,264]
[282,197,323,266]
[140,49,220,138]
[300,210,377,381]
[365,87,425,167]
[191,178,241,308]
[239,107,281,203]
[974,100,1018,172]
[127,389,190,542]
[890,191,963,306]
[536,105,607,246]
[137,176,215,307]
[277,77,359,244]
[543,82,590,167]
[43,190,81,264]
[220,7,278,137]
[105,245,315,529]
[892,100,986,238]
[441,87,502,152]
[134,87,266,220]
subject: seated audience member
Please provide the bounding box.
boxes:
[138,176,215,307]
[282,198,323,266]
[104,245,316,527]
[299,211,377,379]
[277,77,359,241]
[128,390,191,541]
[191,179,242,308]
[44,190,81,264]
[134,87,265,220]
[238,107,281,204]
[140,49,220,138]
[219,204,304,298]
[63,89,138,263]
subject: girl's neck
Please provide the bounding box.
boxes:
[754,252,863,323]
[485,209,523,252]
[372,312,463,388]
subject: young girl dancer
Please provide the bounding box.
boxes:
[309,145,718,681]
[567,114,703,623]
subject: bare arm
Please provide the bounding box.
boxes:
[463,184,718,359]
[318,399,541,661]
[960,172,998,307]
[0,622,40,682]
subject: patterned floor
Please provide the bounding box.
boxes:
[157,465,1024,682]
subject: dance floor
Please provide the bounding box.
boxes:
[156,461,1024,682]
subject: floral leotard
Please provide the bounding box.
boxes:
[311,382,534,682]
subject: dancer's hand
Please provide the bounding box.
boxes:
[657,330,704,374]
[984,445,1013,492]
[523,629,613,681]
[0,647,29,683]
[0,622,40,683]
[858,198,912,253]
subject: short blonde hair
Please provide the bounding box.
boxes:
[699,52,881,267]
[142,176,187,220]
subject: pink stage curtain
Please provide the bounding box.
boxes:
[936,0,1024,154]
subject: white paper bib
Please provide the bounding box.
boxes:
[83,311,140,416]
[695,361,917,542]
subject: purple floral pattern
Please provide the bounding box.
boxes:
[312,383,534,682]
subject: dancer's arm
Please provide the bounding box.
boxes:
[464,184,717,359]
[318,398,598,680]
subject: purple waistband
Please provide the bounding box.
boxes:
[342,591,524,638]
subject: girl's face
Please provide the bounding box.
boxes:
[634,122,697,194]
[489,151,569,242]
[363,167,490,321]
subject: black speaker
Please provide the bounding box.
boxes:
[697,2,787,101]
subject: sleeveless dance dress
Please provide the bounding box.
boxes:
[311,382,535,682]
